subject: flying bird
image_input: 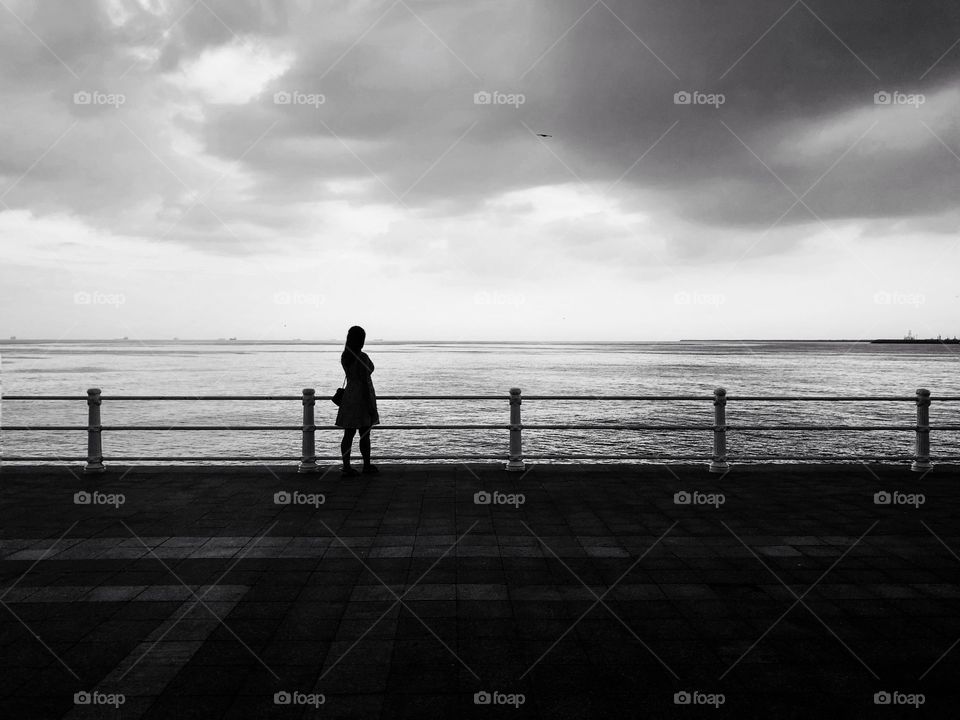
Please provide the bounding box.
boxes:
[536,133,552,138]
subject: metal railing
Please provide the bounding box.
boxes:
[2,387,959,473]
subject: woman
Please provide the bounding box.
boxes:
[335,325,380,476]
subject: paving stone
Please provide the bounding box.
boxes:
[1,462,958,718]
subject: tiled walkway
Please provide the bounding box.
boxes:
[1,463,958,718]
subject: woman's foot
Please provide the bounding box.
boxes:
[341,466,360,477]
[362,464,380,475]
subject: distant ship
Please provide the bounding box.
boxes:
[872,330,959,344]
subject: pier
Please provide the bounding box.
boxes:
[0,462,958,717]
[2,389,960,716]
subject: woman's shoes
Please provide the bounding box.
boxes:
[362,464,380,475]
[341,466,360,477]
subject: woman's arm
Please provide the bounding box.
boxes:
[361,352,374,374]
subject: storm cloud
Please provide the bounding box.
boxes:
[1,0,958,339]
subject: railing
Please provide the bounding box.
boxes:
[2,388,960,473]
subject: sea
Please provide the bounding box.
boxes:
[2,340,959,464]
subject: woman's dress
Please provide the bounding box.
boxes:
[334,352,380,428]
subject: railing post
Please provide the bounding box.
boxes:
[709,387,729,473]
[911,388,931,472]
[505,387,525,471]
[298,388,319,473]
[85,388,105,473]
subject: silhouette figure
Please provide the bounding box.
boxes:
[335,326,380,476]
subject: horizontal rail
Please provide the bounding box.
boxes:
[6,394,960,402]
[520,395,960,402]
[5,455,960,462]
[1,424,509,431]
[0,395,510,401]
[2,455,510,461]
[7,424,960,432]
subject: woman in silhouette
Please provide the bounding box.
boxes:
[335,325,380,475]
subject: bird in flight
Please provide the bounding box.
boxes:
[536,133,552,138]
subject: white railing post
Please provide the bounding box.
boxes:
[298,388,319,473]
[911,388,931,472]
[505,387,525,471]
[85,387,105,473]
[709,387,729,473]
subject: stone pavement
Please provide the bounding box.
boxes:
[0,462,958,718]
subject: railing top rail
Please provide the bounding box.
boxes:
[4,394,960,402]
[7,423,960,432]
[0,394,511,401]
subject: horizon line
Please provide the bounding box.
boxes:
[0,337,912,344]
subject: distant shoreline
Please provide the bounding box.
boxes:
[0,338,876,344]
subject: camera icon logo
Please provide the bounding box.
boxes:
[673,491,691,505]
[874,691,891,705]
[73,91,92,105]
[274,91,292,104]
[274,491,291,505]
[474,91,492,105]
[674,91,692,105]
[74,491,92,505]
[473,491,491,505]
[274,691,292,705]
[73,691,91,705]
[874,91,892,105]
[873,491,891,505]
[674,690,692,704]
[474,691,492,705]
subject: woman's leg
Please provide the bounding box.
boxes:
[341,428,357,469]
[359,426,372,466]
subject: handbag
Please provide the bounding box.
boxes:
[332,375,346,406]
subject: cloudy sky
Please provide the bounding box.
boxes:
[1,0,958,341]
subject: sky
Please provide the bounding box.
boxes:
[1,0,959,341]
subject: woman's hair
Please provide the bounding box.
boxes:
[341,325,366,369]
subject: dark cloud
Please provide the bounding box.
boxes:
[1,0,959,255]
